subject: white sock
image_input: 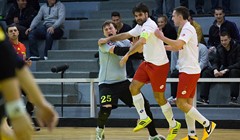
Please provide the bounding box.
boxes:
[161,102,176,128]
[187,107,210,127]
[132,94,148,119]
[185,113,196,136]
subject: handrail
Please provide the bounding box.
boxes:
[35,78,240,118]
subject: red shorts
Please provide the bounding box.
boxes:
[177,72,200,98]
[133,61,169,92]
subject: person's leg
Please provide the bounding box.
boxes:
[170,69,179,98]
[199,67,214,103]
[176,73,216,140]
[28,25,46,58]
[222,0,231,14]
[165,0,175,18]
[44,28,63,57]
[180,0,189,8]
[229,69,240,103]
[195,0,204,14]
[96,84,114,140]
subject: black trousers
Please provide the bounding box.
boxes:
[200,67,240,100]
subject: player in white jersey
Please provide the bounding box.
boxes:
[155,6,216,140]
[98,3,181,139]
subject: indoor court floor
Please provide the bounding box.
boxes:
[33,127,240,140]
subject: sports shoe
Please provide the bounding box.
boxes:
[149,134,166,140]
[181,135,198,140]
[202,121,216,140]
[229,97,240,105]
[197,99,209,105]
[166,121,181,140]
[96,127,105,140]
[167,96,176,104]
[133,116,152,132]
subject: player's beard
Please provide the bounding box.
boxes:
[137,18,147,26]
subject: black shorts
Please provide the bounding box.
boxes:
[98,80,134,109]
[0,39,24,80]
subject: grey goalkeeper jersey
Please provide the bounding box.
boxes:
[98,40,131,85]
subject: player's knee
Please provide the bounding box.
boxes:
[98,106,112,119]
[176,99,186,111]
[129,83,140,95]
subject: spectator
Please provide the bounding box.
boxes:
[26,0,65,60]
[6,24,42,131]
[111,11,143,78]
[157,15,177,60]
[211,0,231,14]
[5,0,37,41]
[180,0,204,14]
[111,11,132,34]
[199,31,240,105]
[168,43,209,104]
[208,7,240,48]
[153,0,175,19]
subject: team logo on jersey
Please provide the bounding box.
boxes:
[181,34,185,37]
[182,90,187,95]
[107,42,114,46]
[160,85,164,89]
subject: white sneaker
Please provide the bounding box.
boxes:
[149,134,166,140]
[96,127,105,140]
[167,96,176,104]
[44,56,48,60]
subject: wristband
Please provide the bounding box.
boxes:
[5,99,26,118]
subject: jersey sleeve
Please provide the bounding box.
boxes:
[178,28,193,44]
[128,25,141,37]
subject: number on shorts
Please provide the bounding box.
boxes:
[101,95,112,103]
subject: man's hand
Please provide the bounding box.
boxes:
[213,69,223,77]
[35,101,59,131]
[47,27,55,34]
[25,28,32,35]
[25,58,32,67]
[154,29,164,39]
[10,114,34,140]
[119,54,129,67]
[13,17,19,23]
[98,38,109,45]
[219,69,228,75]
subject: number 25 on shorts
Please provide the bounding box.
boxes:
[101,95,112,103]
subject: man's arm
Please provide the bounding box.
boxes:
[98,32,132,45]
[155,29,185,51]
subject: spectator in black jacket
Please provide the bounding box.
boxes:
[208,7,240,48]
[199,31,240,105]
[5,0,38,40]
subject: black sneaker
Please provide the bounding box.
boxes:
[229,97,240,105]
[197,98,209,105]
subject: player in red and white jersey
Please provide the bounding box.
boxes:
[155,6,216,140]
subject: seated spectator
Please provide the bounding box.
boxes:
[5,0,38,41]
[111,11,143,78]
[199,31,240,105]
[168,43,208,104]
[208,7,240,48]
[26,0,65,60]
[157,15,177,61]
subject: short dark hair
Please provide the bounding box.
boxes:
[6,23,18,33]
[132,2,149,15]
[174,6,189,20]
[102,20,117,31]
[214,7,225,13]
[220,31,230,37]
[111,11,120,17]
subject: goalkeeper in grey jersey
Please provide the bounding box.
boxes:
[96,20,165,140]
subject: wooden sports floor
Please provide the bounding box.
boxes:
[33,127,240,140]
